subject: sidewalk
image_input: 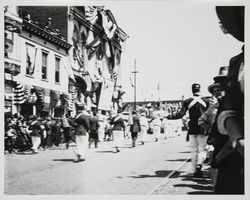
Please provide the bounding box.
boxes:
[154,160,214,195]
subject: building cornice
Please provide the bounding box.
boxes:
[22,19,72,50]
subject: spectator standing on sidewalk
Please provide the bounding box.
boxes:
[73,105,90,162]
[177,83,209,178]
[198,67,228,187]
[213,6,244,194]
[130,110,141,147]
[89,111,100,148]
[110,110,125,153]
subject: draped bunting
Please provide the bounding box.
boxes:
[101,11,117,39]
[68,85,77,111]
[85,6,99,24]
[13,82,26,105]
[5,16,22,33]
[4,61,20,76]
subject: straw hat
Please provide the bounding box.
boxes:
[208,82,221,94]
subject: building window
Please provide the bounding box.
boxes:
[26,43,37,76]
[55,57,60,83]
[42,52,48,80]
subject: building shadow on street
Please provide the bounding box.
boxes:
[173,183,213,194]
[165,159,190,162]
[179,151,191,153]
[95,150,114,153]
[53,158,75,162]
[128,170,184,179]
[172,167,213,194]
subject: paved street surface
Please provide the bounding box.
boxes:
[4,132,213,195]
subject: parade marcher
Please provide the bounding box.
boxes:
[98,114,106,142]
[212,6,244,194]
[89,111,100,148]
[162,115,170,139]
[130,110,141,147]
[110,110,125,153]
[177,83,209,178]
[138,112,148,145]
[73,105,90,162]
[29,116,42,154]
[152,115,161,142]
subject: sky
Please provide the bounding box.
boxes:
[106,1,244,102]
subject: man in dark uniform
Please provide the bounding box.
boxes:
[89,111,100,148]
[130,110,141,147]
[177,83,209,177]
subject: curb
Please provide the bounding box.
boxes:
[147,158,191,195]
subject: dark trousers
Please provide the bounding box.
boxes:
[63,127,71,143]
[131,132,138,147]
[89,131,99,148]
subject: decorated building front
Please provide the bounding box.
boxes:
[4,6,128,117]
[67,6,128,114]
[4,6,73,117]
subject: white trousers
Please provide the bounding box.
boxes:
[31,136,41,153]
[153,126,161,140]
[72,135,89,158]
[139,126,147,142]
[98,129,105,141]
[113,130,124,148]
[189,134,208,172]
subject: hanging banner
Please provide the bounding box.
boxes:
[98,79,114,111]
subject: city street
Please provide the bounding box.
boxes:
[4,132,211,195]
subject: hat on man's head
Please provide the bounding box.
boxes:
[192,83,201,93]
[192,83,200,90]
[208,82,221,94]
[76,102,86,111]
[213,66,229,83]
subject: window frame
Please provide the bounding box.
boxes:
[41,50,48,80]
[55,56,61,83]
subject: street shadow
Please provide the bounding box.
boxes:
[95,150,114,153]
[128,170,184,178]
[13,151,34,155]
[173,183,213,193]
[53,158,75,162]
[188,191,214,195]
[179,151,191,153]
[165,159,189,162]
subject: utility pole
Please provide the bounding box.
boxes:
[132,59,138,110]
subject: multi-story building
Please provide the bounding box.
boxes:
[4,5,128,117]
[4,6,23,114]
[4,6,72,117]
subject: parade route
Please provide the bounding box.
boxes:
[4,132,212,195]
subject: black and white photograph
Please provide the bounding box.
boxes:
[2,0,248,198]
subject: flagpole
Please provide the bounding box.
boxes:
[132,59,138,110]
